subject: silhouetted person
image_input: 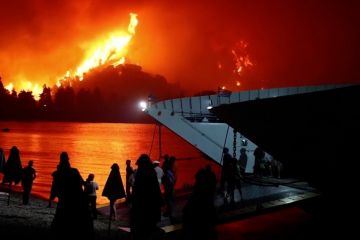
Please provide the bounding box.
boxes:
[21,160,36,205]
[219,147,235,204]
[102,163,126,220]
[2,146,22,186]
[131,154,163,240]
[270,158,283,178]
[239,148,248,176]
[125,159,134,204]
[169,155,178,184]
[220,148,231,190]
[254,147,265,176]
[197,164,217,196]
[85,173,99,219]
[232,157,244,203]
[48,164,59,208]
[50,152,93,239]
[183,165,218,240]
[162,155,176,222]
[0,148,5,173]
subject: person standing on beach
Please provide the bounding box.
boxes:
[50,152,93,239]
[2,146,22,186]
[125,159,135,204]
[102,163,126,220]
[84,173,99,219]
[21,160,36,205]
[48,164,59,208]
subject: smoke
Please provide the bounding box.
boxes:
[1,0,359,95]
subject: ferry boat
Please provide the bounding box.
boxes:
[143,83,360,190]
[109,83,360,236]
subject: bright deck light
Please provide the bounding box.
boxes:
[138,101,147,111]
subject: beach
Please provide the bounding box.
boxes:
[0,187,127,239]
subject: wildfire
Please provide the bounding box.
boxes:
[5,81,42,100]
[73,13,138,80]
[5,83,13,92]
[4,13,138,99]
[217,40,254,89]
[231,40,253,76]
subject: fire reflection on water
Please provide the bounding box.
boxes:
[0,121,220,205]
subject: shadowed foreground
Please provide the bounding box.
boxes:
[1,180,352,240]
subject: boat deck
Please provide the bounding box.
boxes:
[97,175,320,234]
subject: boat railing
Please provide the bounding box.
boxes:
[178,111,220,123]
[150,84,351,117]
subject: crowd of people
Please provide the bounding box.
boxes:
[0,144,282,240]
[0,145,185,239]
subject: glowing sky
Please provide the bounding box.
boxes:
[0,0,359,94]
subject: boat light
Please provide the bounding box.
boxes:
[207,99,213,110]
[138,101,148,111]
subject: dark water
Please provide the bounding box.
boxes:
[0,121,220,204]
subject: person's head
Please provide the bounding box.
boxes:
[223,147,229,154]
[28,160,34,167]
[205,164,212,171]
[9,146,20,157]
[87,173,95,181]
[153,160,160,166]
[111,163,119,171]
[126,159,131,166]
[59,152,70,169]
[136,154,152,169]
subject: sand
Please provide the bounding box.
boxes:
[0,187,128,239]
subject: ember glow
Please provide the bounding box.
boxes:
[232,40,253,76]
[216,40,254,89]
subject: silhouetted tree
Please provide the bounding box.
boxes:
[18,90,37,120]
[39,85,54,120]
[0,79,8,119]
[0,78,7,95]
[76,88,92,120]
[92,87,105,121]
[1,64,184,122]
[54,86,76,120]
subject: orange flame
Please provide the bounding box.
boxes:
[5,81,42,100]
[3,13,138,100]
[5,83,13,92]
[72,13,138,80]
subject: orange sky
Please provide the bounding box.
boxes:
[0,0,359,95]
